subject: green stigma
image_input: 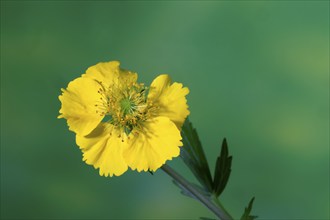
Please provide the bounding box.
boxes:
[120,98,135,115]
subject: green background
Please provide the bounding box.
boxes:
[1,1,329,219]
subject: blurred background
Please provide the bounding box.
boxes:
[1,1,329,219]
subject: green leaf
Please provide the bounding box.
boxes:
[213,138,232,197]
[240,197,258,220]
[181,118,213,192]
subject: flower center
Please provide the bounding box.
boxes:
[120,98,135,116]
[95,80,152,135]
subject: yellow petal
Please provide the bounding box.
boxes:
[148,74,190,129]
[83,61,120,85]
[76,123,128,177]
[58,77,103,136]
[124,116,182,172]
[83,61,137,87]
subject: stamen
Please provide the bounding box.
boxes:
[94,79,153,135]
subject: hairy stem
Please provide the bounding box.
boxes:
[161,164,233,220]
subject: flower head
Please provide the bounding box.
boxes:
[58,61,189,177]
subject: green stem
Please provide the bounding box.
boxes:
[212,195,234,219]
[161,164,233,220]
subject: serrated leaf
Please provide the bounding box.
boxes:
[240,197,258,220]
[213,138,232,197]
[180,118,213,192]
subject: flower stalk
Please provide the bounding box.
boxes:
[161,164,233,220]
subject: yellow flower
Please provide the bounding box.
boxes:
[58,61,190,177]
